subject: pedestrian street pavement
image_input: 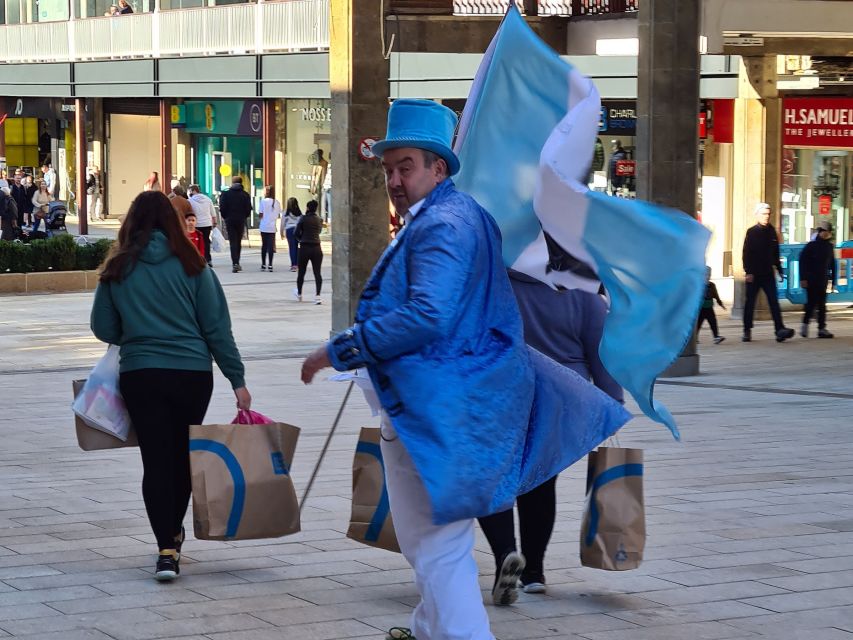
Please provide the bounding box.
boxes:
[0,268,852,639]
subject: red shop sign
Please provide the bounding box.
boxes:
[819,194,832,215]
[783,98,853,148]
[615,160,636,177]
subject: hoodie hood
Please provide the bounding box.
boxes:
[229,184,245,192]
[140,230,174,264]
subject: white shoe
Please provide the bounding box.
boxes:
[293,288,302,302]
[522,581,547,594]
[492,551,525,606]
[314,296,322,305]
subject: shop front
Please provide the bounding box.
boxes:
[1,97,56,175]
[781,97,853,245]
[285,99,331,218]
[183,99,264,226]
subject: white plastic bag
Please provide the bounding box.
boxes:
[72,346,132,441]
[329,368,381,416]
[211,227,226,253]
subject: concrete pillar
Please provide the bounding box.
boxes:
[262,99,286,202]
[159,99,172,187]
[75,98,88,233]
[273,100,286,207]
[730,55,781,320]
[330,0,391,332]
[91,98,106,218]
[0,98,6,174]
[636,0,701,376]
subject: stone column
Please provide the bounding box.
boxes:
[330,0,391,332]
[730,55,781,321]
[636,0,701,376]
[159,99,172,187]
[91,98,106,218]
[75,99,88,232]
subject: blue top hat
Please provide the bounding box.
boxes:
[372,99,461,176]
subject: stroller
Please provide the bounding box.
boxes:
[45,201,68,236]
[23,201,67,242]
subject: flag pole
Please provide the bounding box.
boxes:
[299,381,354,514]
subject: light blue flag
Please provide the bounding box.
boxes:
[454,6,710,440]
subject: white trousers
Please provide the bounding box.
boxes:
[380,415,494,640]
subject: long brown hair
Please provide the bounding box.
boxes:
[100,190,206,283]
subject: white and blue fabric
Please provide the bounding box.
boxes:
[454,6,711,439]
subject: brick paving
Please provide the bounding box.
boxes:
[1,256,853,639]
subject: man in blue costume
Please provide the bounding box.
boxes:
[302,99,628,640]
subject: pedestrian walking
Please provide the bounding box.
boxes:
[697,266,726,344]
[218,176,252,273]
[188,185,217,266]
[799,220,836,339]
[281,197,302,272]
[184,211,205,255]
[294,199,323,303]
[90,190,251,582]
[258,186,281,272]
[168,182,193,218]
[478,273,624,604]
[143,171,161,192]
[299,99,539,640]
[87,166,104,221]
[30,181,51,234]
[742,202,795,343]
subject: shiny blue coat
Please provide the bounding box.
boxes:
[328,180,629,524]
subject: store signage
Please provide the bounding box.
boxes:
[819,194,832,215]
[783,98,853,148]
[723,36,764,46]
[615,160,636,177]
[301,107,332,123]
[170,105,186,128]
[204,104,215,131]
[599,101,637,135]
[237,101,263,135]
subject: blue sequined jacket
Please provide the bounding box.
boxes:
[327,179,629,524]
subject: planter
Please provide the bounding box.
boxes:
[0,270,99,295]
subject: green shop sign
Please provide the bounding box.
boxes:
[185,100,263,136]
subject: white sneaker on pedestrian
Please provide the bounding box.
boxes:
[492,551,525,606]
[293,288,302,302]
[314,296,322,305]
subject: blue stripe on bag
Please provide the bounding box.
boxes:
[189,439,246,539]
[584,463,643,547]
[356,441,391,542]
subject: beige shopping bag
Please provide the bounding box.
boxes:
[190,421,301,540]
[72,380,139,451]
[346,427,400,553]
[580,446,645,570]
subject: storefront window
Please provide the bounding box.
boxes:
[285,99,331,214]
[781,148,851,245]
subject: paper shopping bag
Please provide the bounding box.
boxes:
[580,447,645,570]
[190,421,300,540]
[72,380,139,451]
[346,427,400,553]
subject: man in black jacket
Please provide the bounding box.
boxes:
[0,187,19,241]
[742,203,795,343]
[10,172,28,228]
[218,176,252,272]
[799,220,836,339]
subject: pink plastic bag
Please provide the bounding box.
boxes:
[233,409,275,425]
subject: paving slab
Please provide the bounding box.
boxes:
[1,270,853,637]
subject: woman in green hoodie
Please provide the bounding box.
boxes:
[91,190,251,582]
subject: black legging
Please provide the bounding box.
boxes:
[260,232,276,267]
[696,307,719,338]
[478,475,557,581]
[119,368,213,550]
[297,243,323,296]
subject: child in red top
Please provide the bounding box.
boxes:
[185,212,205,255]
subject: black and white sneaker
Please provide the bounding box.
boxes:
[155,551,180,582]
[492,551,525,606]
